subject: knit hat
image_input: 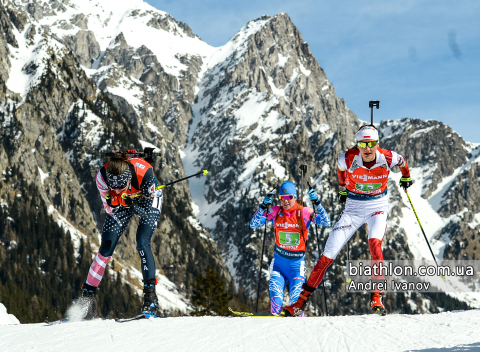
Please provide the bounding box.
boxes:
[278,181,297,198]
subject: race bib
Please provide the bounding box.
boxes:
[355,183,382,192]
[278,231,300,246]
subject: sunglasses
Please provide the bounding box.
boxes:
[357,140,379,149]
[279,195,295,200]
[110,180,130,191]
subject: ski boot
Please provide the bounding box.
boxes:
[79,283,97,318]
[82,283,97,298]
[142,278,159,317]
[283,284,315,317]
[371,292,387,316]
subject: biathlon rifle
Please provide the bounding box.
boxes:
[369,100,380,125]
[105,147,160,164]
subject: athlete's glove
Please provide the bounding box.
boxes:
[307,188,320,205]
[121,193,134,208]
[105,193,120,209]
[283,283,315,317]
[399,177,413,190]
[260,191,275,209]
[338,188,347,204]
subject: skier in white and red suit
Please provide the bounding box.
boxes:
[284,125,413,316]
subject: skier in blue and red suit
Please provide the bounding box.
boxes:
[250,181,330,316]
[80,151,163,316]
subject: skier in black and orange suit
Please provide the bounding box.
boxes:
[81,151,163,316]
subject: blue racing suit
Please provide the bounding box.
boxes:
[250,203,330,315]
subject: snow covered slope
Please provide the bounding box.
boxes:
[2,310,480,351]
[0,304,19,326]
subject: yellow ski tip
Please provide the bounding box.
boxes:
[156,185,166,189]
[203,170,209,176]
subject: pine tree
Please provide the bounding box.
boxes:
[191,265,232,316]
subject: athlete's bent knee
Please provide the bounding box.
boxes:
[99,239,114,257]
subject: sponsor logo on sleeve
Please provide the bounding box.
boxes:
[134,163,145,169]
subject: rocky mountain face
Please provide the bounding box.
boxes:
[184,15,480,313]
[1,0,478,318]
[0,0,229,318]
[185,13,359,296]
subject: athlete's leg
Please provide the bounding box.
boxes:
[86,210,134,287]
[366,209,388,264]
[307,211,363,288]
[287,258,306,317]
[269,256,286,315]
[136,207,161,280]
[366,207,389,312]
[323,211,364,260]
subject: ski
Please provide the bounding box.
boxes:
[115,313,166,323]
[115,314,147,323]
[228,307,285,318]
[45,318,83,326]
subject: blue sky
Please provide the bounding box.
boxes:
[145,0,480,143]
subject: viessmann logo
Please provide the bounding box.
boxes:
[333,225,351,231]
[352,174,387,181]
[276,222,299,229]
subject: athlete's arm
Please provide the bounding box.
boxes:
[337,152,347,187]
[387,151,411,177]
[96,170,116,215]
[304,205,330,229]
[250,206,279,229]
[135,168,156,216]
[314,203,330,227]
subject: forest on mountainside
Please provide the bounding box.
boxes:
[0,170,141,323]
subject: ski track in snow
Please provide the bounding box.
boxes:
[2,310,480,351]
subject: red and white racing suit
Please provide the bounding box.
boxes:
[305,147,410,289]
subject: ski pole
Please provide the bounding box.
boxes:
[156,170,209,189]
[404,189,439,266]
[255,203,270,313]
[132,170,209,198]
[307,182,329,316]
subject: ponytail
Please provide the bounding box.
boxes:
[106,152,132,176]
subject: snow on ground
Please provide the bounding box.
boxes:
[117,262,191,313]
[0,304,19,326]
[2,309,480,351]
